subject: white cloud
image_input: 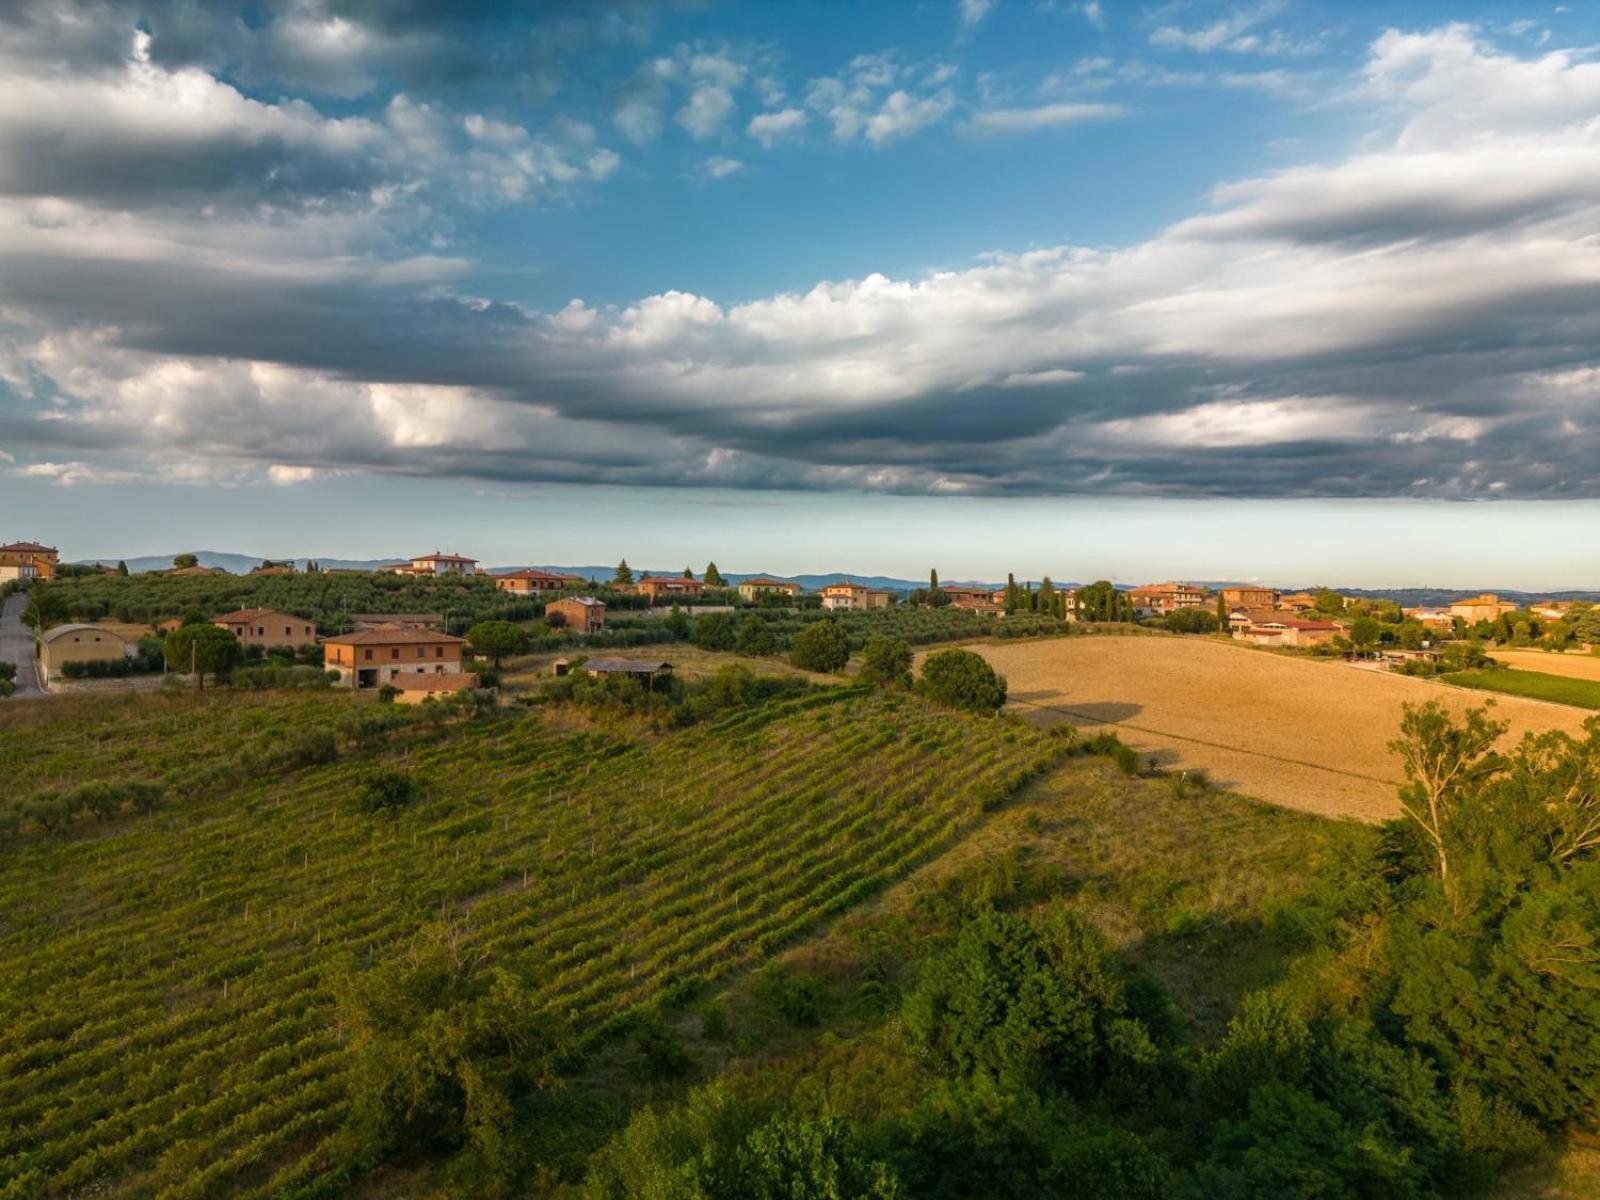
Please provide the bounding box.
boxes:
[960,0,995,29]
[1149,2,1317,56]
[965,101,1125,135]
[747,107,807,147]
[1076,2,1106,31]
[678,83,737,139]
[701,155,744,180]
[806,55,956,146]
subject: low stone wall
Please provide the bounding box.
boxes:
[47,673,169,695]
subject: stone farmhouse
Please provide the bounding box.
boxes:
[821,582,892,611]
[635,575,704,604]
[736,576,799,602]
[322,626,468,689]
[212,608,318,649]
[0,540,58,581]
[547,596,606,633]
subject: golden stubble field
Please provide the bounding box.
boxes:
[1488,648,1600,682]
[960,635,1593,821]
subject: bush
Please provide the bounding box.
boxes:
[756,967,828,1027]
[735,615,779,657]
[357,769,417,814]
[858,636,912,687]
[1164,609,1220,634]
[691,611,737,651]
[919,649,1007,713]
[789,619,850,673]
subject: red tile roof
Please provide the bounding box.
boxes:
[324,626,467,646]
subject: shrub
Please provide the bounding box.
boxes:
[789,619,850,673]
[858,636,912,687]
[756,966,828,1027]
[691,611,737,651]
[919,649,1007,713]
[357,769,417,814]
[735,615,779,657]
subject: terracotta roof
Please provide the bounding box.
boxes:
[0,541,57,554]
[323,626,467,646]
[637,575,701,585]
[577,657,673,673]
[739,576,796,587]
[411,552,477,563]
[550,595,605,607]
[392,672,481,692]
[214,607,307,623]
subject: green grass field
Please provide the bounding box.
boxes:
[1444,666,1600,710]
[0,687,1069,1198]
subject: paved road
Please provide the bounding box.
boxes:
[0,592,43,698]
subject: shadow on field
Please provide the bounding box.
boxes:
[1008,693,1143,726]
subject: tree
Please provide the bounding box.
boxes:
[115,560,129,577]
[1388,701,1507,893]
[163,624,241,689]
[920,649,1007,713]
[859,636,912,688]
[1350,616,1382,650]
[1073,581,1132,623]
[1313,589,1345,614]
[1165,608,1219,634]
[172,553,198,569]
[467,621,528,667]
[691,611,736,651]
[790,620,850,673]
[613,559,633,586]
[682,567,695,579]
[704,562,725,587]
[735,615,778,657]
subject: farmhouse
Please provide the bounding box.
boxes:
[1128,581,1209,616]
[389,551,479,577]
[736,576,799,602]
[951,595,1004,614]
[0,540,58,581]
[1449,593,1517,624]
[547,596,606,633]
[1278,592,1320,613]
[212,608,318,649]
[494,569,575,595]
[321,626,468,689]
[636,575,704,603]
[39,624,128,684]
[1234,616,1340,648]
[940,584,992,606]
[350,612,442,631]
[1404,607,1455,630]
[391,673,482,704]
[821,582,892,611]
[1221,585,1280,610]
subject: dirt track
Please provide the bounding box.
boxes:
[963,635,1592,821]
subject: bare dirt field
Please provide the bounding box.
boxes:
[960,635,1593,821]
[1487,648,1600,682]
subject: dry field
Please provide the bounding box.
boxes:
[960,635,1592,821]
[1488,647,1600,682]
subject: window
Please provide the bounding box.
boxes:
[391,649,400,660]
[417,647,425,658]
[364,649,373,661]
[435,646,443,658]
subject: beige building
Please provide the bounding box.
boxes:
[0,540,58,580]
[389,551,479,577]
[1448,594,1518,625]
[212,608,318,649]
[547,596,606,633]
[1234,616,1340,648]
[39,624,128,684]
[1129,582,1209,616]
[1220,586,1280,610]
[322,626,468,689]
[636,575,704,603]
[737,576,799,602]
[821,582,892,611]
[392,673,481,704]
[494,569,575,595]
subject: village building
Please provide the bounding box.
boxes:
[212,608,318,649]
[940,585,992,606]
[1403,607,1456,630]
[1448,593,1518,624]
[736,576,800,602]
[391,673,482,704]
[350,612,443,631]
[389,552,479,577]
[321,626,468,689]
[636,575,704,604]
[0,540,59,581]
[952,597,1005,614]
[39,624,128,685]
[821,582,892,611]
[547,596,606,633]
[1128,582,1209,616]
[1220,586,1280,610]
[1234,615,1340,648]
[1278,592,1320,613]
[494,569,578,595]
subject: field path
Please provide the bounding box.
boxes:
[0,592,42,699]
[955,635,1593,821]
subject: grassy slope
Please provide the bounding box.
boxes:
[1445,667,1600,710]
[0,687,1068,1198]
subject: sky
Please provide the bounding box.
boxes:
[1,0,1598,586]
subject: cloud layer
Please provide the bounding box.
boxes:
[0,10,1597,500]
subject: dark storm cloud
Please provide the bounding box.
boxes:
[1,12,1599,498]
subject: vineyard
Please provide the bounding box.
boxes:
[0,686,1070,1197]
